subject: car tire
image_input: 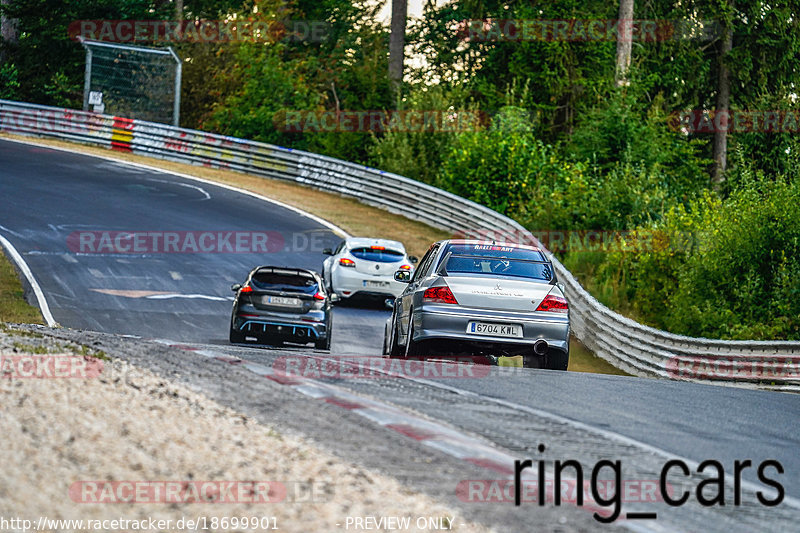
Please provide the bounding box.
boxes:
[404,314,420,357]
[522,353,544,369]
[545,349,569,371]
[314,335,331,350]
[229,327,246,344]
[388,319,404,358]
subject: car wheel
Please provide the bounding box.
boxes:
[314,335,330,350]
[388,318,403,358]
[522,353,544,369]
[259,333,281,346]
[545,349,569,371]
[229,327,246,344]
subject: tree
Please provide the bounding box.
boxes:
[0,0,18,48]
[389,0,407,95]
[615,0,634,86]
[711,15,732,189]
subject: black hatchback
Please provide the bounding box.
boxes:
[229,266,336,349]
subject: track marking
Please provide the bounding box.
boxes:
[0,233,57,327]
[145,293,229,301]
[367,368,800,511]
[157,342,665,531]
[90,289,171,298]
[145,177,211,200]
[89,288,229,301]
[0,224,24,238]
[169,271,183,280]
[62,254,78,264]
[88,268,104,278]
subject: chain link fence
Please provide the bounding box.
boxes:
[79,39,181,126]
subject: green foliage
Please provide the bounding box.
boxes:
[593,179,800,340]
[0,0,172,106]
[197,0,391,162]
[0,63,20,99]
[43,71,81,107]
[567,80,712,200]
[367,84,473,184]
[667,180,800,339]
[436,100,675,232]
[202,42,322,146]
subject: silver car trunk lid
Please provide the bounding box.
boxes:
[442,275,554,313]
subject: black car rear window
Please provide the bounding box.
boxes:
[446,243,545,261]
[349,247,404,263]
[251,271,318,294]
[445,255,553,281]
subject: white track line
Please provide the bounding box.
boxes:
[383,371,800,511]
[0,233,57,327]
[0,136,351,239]
[160,342,663,531]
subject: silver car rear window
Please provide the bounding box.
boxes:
[445,255,553,281]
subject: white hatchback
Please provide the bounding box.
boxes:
[322,238,416,301]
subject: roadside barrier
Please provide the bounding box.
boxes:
[3,99,797,391]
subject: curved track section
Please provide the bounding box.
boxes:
[2,139,799,531]
[0,138,388,349]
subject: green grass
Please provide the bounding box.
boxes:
[499,336,631,376]
[0,249,44,324]
[566,336,629,375]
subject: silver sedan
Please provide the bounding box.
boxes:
[384,240,570,369]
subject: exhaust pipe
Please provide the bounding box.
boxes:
[533,340,548,356]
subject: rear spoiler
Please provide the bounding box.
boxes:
[254,266,319,279]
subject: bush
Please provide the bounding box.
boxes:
[568,84,711,201]
[367,84,473,184]
[593,179,800,340]
[0,63,20,99]
[436,107,674,232]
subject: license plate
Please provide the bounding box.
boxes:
[467,321,523,338]
[263,296,301,306]
[363,280,389,288]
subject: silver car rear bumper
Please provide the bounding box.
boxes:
[412,304,569,352]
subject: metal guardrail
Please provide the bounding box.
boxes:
[2,99,798,392]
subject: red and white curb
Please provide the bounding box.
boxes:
[157,341,516,464]
[155,341,664,530]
